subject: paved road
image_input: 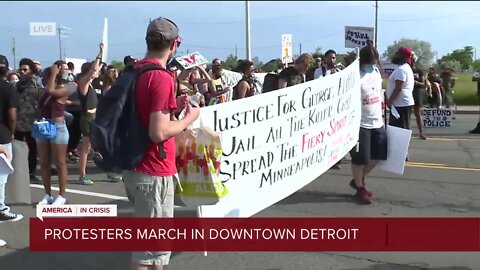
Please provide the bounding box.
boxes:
[0,114,479,270]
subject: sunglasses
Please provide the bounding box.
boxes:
[174,37,182,48]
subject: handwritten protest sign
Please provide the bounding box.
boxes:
[175,52,208,70]
[422,108,453,128]
[194,58,361,218]
[345,26,374,48]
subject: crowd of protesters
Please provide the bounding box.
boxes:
[0,15,479,269]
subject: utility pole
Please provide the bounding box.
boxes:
[58,25,72,60]
[235,44,238,58]
[374,0,378,49]
[299,43,302,55]
[245,0,251,61]
[12,37,16,69]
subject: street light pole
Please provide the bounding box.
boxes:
[245,0,251,61]
[12,37,16,69]
[58,25,72,60]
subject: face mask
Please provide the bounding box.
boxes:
[364,64,375,73]
[9,79,19,86]
[57,70,70,83]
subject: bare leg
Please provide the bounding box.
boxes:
[413,105,426,139]
[52,143,68,196]
[351,164,365,188]
[78,137,90,177]
[37,143,52,195]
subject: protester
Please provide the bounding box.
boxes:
[315,49,344,169]
[0,56,23,247]
[7,73,20,87]
[124,55,137,69]
[314,49,344,79]
[233,60,256,100]
[122,17,199,270]
[14,58,43,182]
[33,61,42,76]
[386,47,415,130]
[212,58,221,66]
[191,66,210,95]
[278,53,312,88]
[411,53,427,140]
[349,46,387,204]
[36,61,71,205]
[427,68,443,108]
[76,43,104,185]
[470,74,480,134]
[101,68,123,182]
[206,64,229,105]
[262,73,280,93]
[440,67,455,108]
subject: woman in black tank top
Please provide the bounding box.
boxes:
[76,43,103,185]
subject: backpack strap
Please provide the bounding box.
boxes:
[321,65,327,77]
[131,63,169,160]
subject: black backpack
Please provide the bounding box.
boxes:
[90,64,165,173]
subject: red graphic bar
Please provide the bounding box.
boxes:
[30,218,480,252]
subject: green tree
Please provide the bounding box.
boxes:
[222,54,239,71]
[436,59,462,72]
[110,60,125,71]
[311,47,323,59]
[437,46,474,71]
[473,59,480,72]
[383,38,434,69]
[261,59,281,72]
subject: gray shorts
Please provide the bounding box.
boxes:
[123,170,175,266]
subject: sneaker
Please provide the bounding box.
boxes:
[349,179,372,197]
[355,187,372,205]
[67,154,79,163]
[107,173,122,183]
[79,175,94,185]
[38,194,54,205]
[52,195,67,206]
[30,174,41,183]
[0,208,24,223]
[0,239,6,247]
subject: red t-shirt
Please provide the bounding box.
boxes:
[134,59,178,176]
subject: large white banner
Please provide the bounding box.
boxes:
[196,59,362,218]
[345,26,374,48]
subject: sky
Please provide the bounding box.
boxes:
[1,1,480,67]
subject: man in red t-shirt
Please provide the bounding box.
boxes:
[123,17,199,270]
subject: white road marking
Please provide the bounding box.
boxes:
[30,184,129,201]
[29,184,182,208]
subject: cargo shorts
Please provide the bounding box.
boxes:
[123,170,175,266]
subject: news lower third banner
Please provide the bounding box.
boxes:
[30,217,480,252]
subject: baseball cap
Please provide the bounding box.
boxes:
[123,55,137,66]
[398,47,413,64]
[146,17,182,43]
[0,54,9,68]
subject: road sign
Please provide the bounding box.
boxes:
[282,34,293,65]
[30,22,57,36]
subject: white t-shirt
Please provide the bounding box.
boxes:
[386,63,414,107]
[360,67,384,129]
